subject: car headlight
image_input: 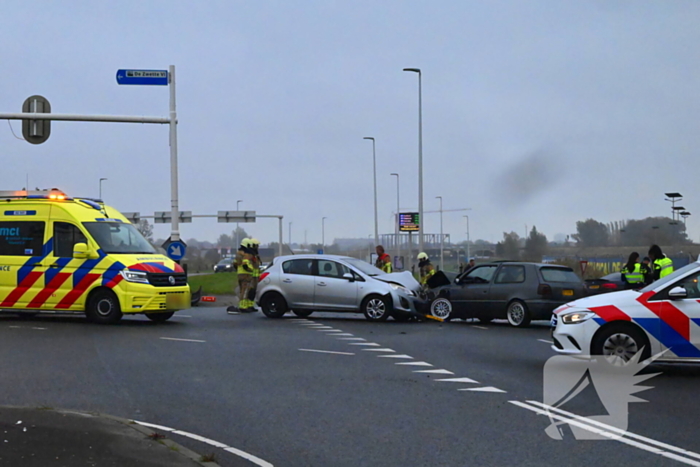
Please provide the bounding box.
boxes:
[120,269,149,284]
[561,311,595,324]
[389,283,414,296]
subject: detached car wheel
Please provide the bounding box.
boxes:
[591,323,650,365]
[86,290,123,324]
[430,297,453,321]
[260,293,288,318]
[506,300,530,328]
[362,295,390,322]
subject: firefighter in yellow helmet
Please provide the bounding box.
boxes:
[417,252,435,289]
[228,238,256,313]
[249,238,262,311]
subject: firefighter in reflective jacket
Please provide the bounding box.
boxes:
[648,244,674,281]
[375,245,392,273]
[231,238,256,313]
[417,252,435,289]
[621,252,644,288]
[249,238,262,310]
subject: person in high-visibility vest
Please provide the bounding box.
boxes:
[620,252,644,288]
[234,238,256,313]
[228,238,251,314]
[417,252,435,289]
[648,244,674,281]
[249,238,262,311]
[375,245,392,273]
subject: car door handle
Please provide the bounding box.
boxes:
[283,279,292,283]
[317,282,327,287]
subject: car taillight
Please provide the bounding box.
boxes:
[538,284,552,296]
[259,272,270,281]
[602,283,618,290]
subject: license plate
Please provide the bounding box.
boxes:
[550,315,558,328]
[563,289,574,296]
[589,285,599,289]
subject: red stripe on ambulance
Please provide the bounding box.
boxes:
[55,273,101,309]
[0,271,43,307]
[27,272,72,308]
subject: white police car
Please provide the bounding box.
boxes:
[551,260,700,363]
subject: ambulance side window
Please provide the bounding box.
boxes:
[0,222,45,256]
[54,222,88,258]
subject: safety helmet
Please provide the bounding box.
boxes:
[241,238,251,248]
[417,252,428,260]
[251,238,260,246]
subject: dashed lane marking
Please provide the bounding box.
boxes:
[31,327,47,330]
[511,401,700,466]
[337,337,366,341]
[299,349,355,356]
[473,326,488,330]
[319,329,344,333]
[362,348,396,352]
[308,326,334,329]
[348,342,381,346]
[538,339,554,344]
[377,354,413,359]
[396,361,433,367]
[435,377,479,383]
[177,315,192,318]
[332,333,354,336]
[459,387,506,393]
[159,337,206,343]
[133,421,273,467]
[414,369,454,375]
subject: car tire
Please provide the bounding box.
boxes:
[477,316,493,324]
[361,295,391,322]
[506,300,530,328]
[146,312,175,322]
[430,297,453,321]
[86,290,123,324]
[292,309,313,318]
[591,323,651,365]
[260,293,288,318]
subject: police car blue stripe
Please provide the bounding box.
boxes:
[635,317,700,358]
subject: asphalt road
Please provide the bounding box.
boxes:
[0,308,699,466]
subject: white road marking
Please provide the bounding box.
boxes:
[378,354,413,359]
[159,337,206,343]
[473,326,488,330]
[332,333,354,336]
[319,329,344,333]
[413,369,454,375]
[396,361,433,367]
[522,400,700,462]
[435,377,479,383]
[9,326,21,329]
[538,339,554,344]
[459,387,506,393]
[308,326,333,329]
[362,348,396,352]
[177,315,192,318]
[31,327,47,330]
[134,420,274,467]
[348,342,381,346]
[299,349,355,356]
[289,319,310,321]
[337,337,366,341]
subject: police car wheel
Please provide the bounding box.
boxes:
[362,295,390,322]
[506,300,531,327]
[146,312,175,322]
[430,298,452,320]
[87,290,123,324]
[592,323,650,365]
[292,309,313,318]
[261,292,288,318]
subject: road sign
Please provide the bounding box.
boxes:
[22,95,51,144]
[154,211,192,224]
[580,260,588,276]
[162,237,187,261]
[116,69,168,86]
[217,210,256,223]
[317,249,324,255]
[122,212,141,224]
[399,212,420,232]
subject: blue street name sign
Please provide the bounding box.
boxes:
[116,69,168,86]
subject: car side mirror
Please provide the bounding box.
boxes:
[669,286,688,300]
[343,272,354,282]
[455,278,460,284]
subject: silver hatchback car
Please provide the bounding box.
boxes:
[255,254,424,321]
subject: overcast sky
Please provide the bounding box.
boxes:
[2,1,699,247]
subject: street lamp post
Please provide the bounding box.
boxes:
[463,215,470,261]
[235,200,243,249]
[403,67,423,253]
[391,173,400,270]
[364,137,379,246]
[288,221,292,249]
[322,217,327,251]
[99,178,107,200]
[436,196,443,270]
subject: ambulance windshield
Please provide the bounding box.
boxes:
[83,222,156,254]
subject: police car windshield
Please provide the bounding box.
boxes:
[640,262,698,293]
[83,222,156,254]
[344,258,384,277]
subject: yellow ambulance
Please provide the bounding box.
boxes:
[0,189,190,323]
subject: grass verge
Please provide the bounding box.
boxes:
[188,273,237,295]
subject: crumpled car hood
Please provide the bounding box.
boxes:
[375,271,421,291]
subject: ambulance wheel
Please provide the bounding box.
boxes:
[292,309,313,318]
[260,292,288,318]
[146,312,175,322]
[87,290,123,324]
[591,323,650,365]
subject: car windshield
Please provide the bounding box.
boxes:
[640,262,699,293]
[83,222,156,254]
[343,258,384,277]
[218,259,232,265]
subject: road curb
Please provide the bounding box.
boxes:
[1,406,221,467]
